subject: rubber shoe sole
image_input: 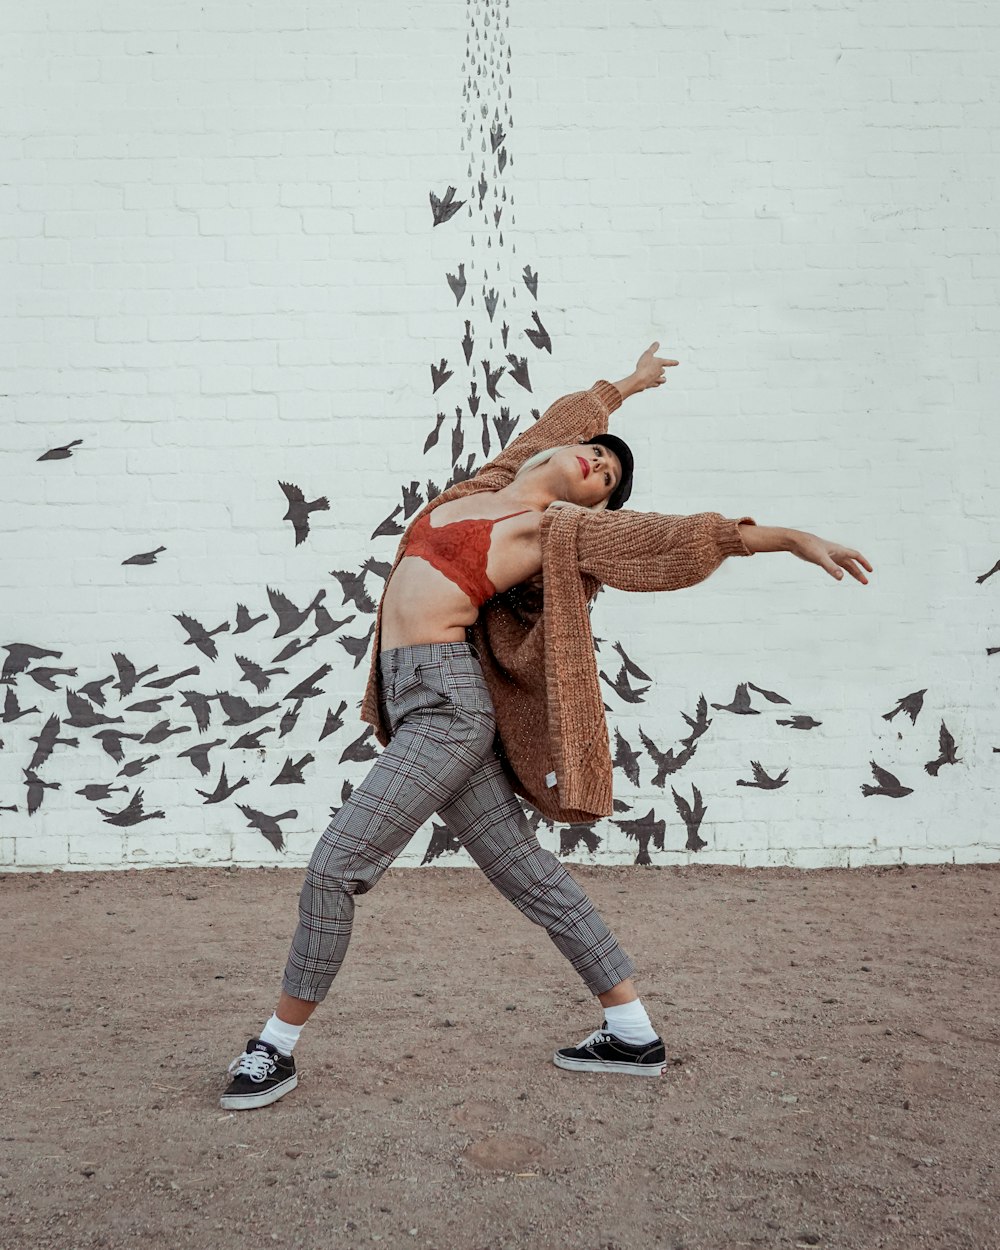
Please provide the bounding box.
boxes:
[220,1071,298,1110]
[552,1051,666,1077]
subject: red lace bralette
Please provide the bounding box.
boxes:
[403,508,533,607]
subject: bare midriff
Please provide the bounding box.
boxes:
[378,497,544,651]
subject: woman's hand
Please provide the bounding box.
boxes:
[789,530,873,584]
[633,341,679,391]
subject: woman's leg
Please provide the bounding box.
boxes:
[434,746,637,997]
[280,645,497,1007]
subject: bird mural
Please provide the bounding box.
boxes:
[0,0,984,872]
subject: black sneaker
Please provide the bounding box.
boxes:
[553,1022,667,1077]
[220,1038,298,1110]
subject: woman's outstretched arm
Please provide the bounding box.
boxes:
[740,523,873,584]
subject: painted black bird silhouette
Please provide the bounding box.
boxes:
[371,504,405,539]
[110,652,159,697]
[275,701,302,742]
[64,690,124,730]
[266,587,325,637]
[22,768,60,815]
[96,787,165,826]
[524,311,551,353]
[231,724,277,750]
[451,409,464,464]
[145,665,200,690]
[424,412,446,453]
[92,729,145,762]
[422,820,463,865]
[23,663,79,692]
[326,778,354,823]
[611,728,642,786]
[26,714,79,772]
[599,661,649,704]
[319,699,348,741]
[37,438,83,461]
[76,782,130,802]
[195,763,250,804]
[174,613,231,660]
[975,559,1000,584]
[476,171,488,210]
[860,761,913,798]
[79,674,118,707]
[480,410,491,457]
[2,685,39,720]
[448,453,478,486]
[338,621,376,668]
[122,545,166,566]
[501,356,528,394]
[446,262,467,304]
[467,382,481,419]
[174,689,214,733]
[399,482,423,520]
[673,784,709,852]
[614,808,666,866]
[711,684,760,715]
[361,557,392,582]
[117,753,160,779]
[431,359,453,393]
[429,185,465,225]
[501,321,510,350]
[338,725,379,764]
[480,358,504,401]
[924,721,961,775]
[271,754,314,785]
[138,719,189,745]
[177,738,227,776]
[638,729,697,786]
[883,690,926,726]
[279,480,330,546]
[331,569,376,614]
[462,321,474,365]
[2,643,63,684]
[611,643,651,682]
[735,760,789,790]
[308,604,356,640]
[775,715,822,730]
[233,603,268,635]
[490,120,506,153]
[493,407,518,449]
[484,287,499,321]
[746,682,792,705]
[522,265,539,299]
[234,656,289,693]
[679,694,712,746]
[560,823,601,856]
[236,802,297,853]
[215,691,280,726]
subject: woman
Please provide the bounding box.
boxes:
[221,342,873,1109]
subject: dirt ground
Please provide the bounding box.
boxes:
[2,860,998,1250]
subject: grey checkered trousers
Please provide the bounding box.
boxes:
[281,641,637,1002]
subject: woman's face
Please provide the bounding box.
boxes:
[555,441,622,507]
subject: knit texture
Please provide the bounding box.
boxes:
[359,380,756,822]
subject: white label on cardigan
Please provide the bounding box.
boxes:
[545,770,557,788]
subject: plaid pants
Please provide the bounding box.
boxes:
[281,641,636,1002]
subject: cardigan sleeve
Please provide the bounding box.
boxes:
[573,508,757,592]
[471,380,623,489]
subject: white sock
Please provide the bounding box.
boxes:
[602,997,659,1046]
[259,1012,304,1057]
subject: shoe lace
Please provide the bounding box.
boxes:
[577,1027,613,1049]
[227,1048,276,1082]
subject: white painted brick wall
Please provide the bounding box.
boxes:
[2,1,998,873]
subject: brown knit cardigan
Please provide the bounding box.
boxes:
[359,379,757,822]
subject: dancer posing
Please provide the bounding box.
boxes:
[221,342,872,1108]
